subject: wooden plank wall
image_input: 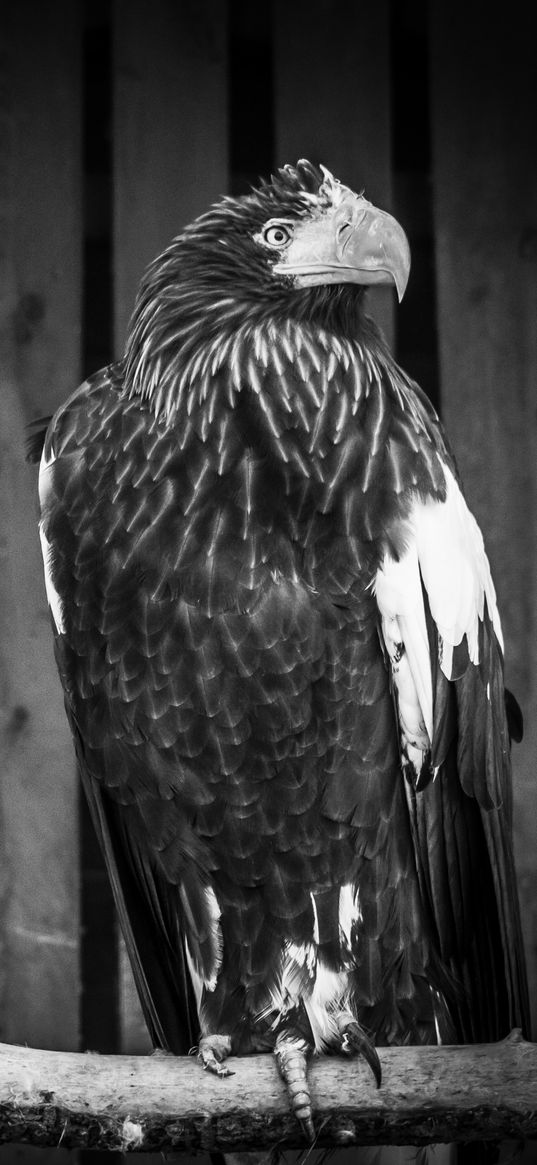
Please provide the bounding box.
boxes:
[0,0,82,1058]
[113,0,229,355]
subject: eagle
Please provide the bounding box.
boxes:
[34,160,529,1140]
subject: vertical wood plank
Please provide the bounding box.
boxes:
[113,0,229,356]
[112,0,229,1052]
[430,1,537,1030]
[0,1,82,1051]
[272,0,395,344]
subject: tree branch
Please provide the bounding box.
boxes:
[0,1031,535,1153]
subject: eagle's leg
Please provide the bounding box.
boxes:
[198,1033,234,1077]
[336,1011,382,1087]
[273,1030,314,1141]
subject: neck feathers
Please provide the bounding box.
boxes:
[125,316,382,450]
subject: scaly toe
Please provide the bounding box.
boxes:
[274,1033,314,1141]
[198,1034,234,1077]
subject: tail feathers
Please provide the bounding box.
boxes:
[77,757,199,1054]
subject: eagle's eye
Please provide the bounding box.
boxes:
[261,221,294,248]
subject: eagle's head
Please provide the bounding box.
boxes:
[250,160,410,302]
[125,160,410,407]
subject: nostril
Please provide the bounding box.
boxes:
[337,203,368,233]
[336,220,355,257]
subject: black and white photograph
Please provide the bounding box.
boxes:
[0,2,536,1162]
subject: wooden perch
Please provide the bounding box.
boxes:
[0,1031,535,1153]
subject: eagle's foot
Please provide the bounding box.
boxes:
[198,1033,234,1077]
[336,1014,381,1087]
[274,1031,314,1141]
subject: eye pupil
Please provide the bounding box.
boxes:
[262,222,292,248]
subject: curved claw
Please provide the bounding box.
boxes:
[201,1057,234,1077]
[339,1020,382,1088]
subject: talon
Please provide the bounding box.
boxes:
[198,1034,234,1077]
[337,1018,381,1088]
[198,1052,234,1076]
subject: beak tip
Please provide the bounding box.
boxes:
[393,252,411,303]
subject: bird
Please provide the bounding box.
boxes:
[32,159,529,1144]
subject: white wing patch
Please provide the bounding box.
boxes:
[375,464,503,774]
[38,522,66,635]
[375,537,433,768]
[37,443,67,635]
[414,465,503,663]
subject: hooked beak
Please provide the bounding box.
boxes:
[272,191,411,302]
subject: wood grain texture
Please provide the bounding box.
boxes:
[0,0,82,1053]
[0,1034,535,1152]
[430,0,537,1034]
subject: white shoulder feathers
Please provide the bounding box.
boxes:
[374,464,502,775]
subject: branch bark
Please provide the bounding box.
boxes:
[0,1031,535,1153]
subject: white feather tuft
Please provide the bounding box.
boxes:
[339,882,361,951]
[38,523,66,635]
[201,884,223,992]
[181,884,222,997]
[310,894,320,944]
[38,445,66,635]
[37,441,56,508]
[257,937,351,1052]
[307,966,349,1051]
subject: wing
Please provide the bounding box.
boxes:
[37,366,205,1053]
[374,417,530,1041]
